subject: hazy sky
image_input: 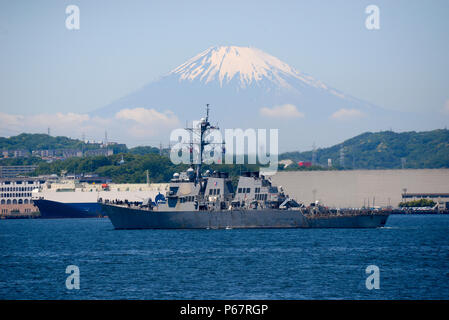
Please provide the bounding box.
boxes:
[0,0,448,143]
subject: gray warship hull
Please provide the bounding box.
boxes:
[101,204,389,229]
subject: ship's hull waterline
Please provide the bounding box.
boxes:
[101,204,389,229]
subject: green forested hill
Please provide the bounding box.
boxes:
[128,146,161,155]
[0,133,127,153]
[280,129,449,169]
[33,153,184,183]
[32,153,259,184]
[0,133,90,151]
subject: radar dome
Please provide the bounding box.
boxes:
[186,168,195,179]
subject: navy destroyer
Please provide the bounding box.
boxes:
[100,107,390,229]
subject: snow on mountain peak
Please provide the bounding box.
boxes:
[169,46,329,90]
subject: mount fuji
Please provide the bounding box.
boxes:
[94,46,413,150]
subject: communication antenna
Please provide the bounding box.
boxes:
[402,188,407,202]
[311,142,317,165]
[47,127,50,136]
[104,130,108,146]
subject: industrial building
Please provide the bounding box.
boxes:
[0,165,38,178]
[272,169,449,208]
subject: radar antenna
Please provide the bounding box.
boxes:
[182,104,222,183]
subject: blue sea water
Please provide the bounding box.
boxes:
[0,215,448,300]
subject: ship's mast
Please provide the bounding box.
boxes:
[185,104,219,184]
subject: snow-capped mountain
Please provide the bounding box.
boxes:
[94,46,405,150]
[170,46,330,91]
